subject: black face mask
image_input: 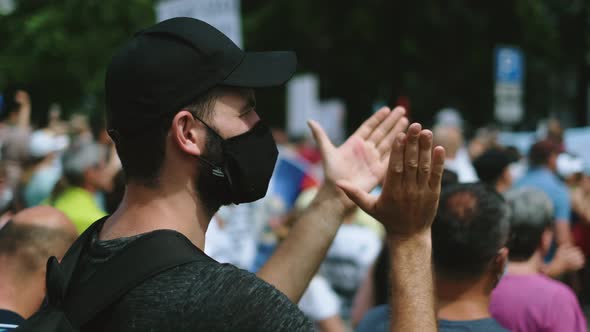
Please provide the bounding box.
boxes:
[196,120,278,205]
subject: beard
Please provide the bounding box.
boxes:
[195,127,233,215]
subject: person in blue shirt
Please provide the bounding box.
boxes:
[516,140,572,247]
[357,184,510,332]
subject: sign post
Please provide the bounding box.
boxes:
[494,46,524,125]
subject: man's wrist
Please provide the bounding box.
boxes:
[387,230,432,250]
[314,181,356,211]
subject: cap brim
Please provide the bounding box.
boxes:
[222,51,297,87]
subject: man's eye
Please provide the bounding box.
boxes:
[241,107,255,116]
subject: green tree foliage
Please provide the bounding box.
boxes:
[0,0,155,126]
[0,0,588,133]
[243,0,589,132]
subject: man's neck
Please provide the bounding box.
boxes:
[436,277,492,321]
[507,251,543,275]
[0,271,38,319]
[99,182,212,249]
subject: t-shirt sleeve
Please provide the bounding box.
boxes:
[548,286,587,331]
[298,275,341,321]
[553,188,571,222]
[181,263,313,332]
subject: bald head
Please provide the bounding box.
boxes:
[12,206,78,238]
[0,207,78,319]
[0,207,78,275]
[434,126,463,159]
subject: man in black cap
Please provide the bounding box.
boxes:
[473,147,517,193]
[66,17,444,331]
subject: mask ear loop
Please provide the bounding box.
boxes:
[188,112,226,178]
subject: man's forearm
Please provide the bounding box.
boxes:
[555,221,572,245]
[257,183,350,302]
[388,232,436,332]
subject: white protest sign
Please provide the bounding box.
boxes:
[318,99,346,145]
[287,74,320,138]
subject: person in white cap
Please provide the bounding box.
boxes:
[23,130,69,207]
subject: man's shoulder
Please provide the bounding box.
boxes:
[357,306,510,332]
[137,258,278,300]
[145,260,309,320]
[517,172,568,197]
[536,274,580,301]
[93,259,312,331]
[439,318,508,331]
[495,274,572,301]
[356,305,389,332]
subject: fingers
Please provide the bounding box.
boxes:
[417,130,433,186]
[385,133,406,192]
[352,107,391,140]
[368,106,406,152]
[428,146,446,191]
[377,117,409,158]
[403,123,422,187]
[307,120,334,155]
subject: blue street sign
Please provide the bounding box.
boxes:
[495,47,524,85]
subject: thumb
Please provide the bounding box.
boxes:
[308,120,334,155]
[336,180,377,215]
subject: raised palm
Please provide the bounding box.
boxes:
[308,107,408,194]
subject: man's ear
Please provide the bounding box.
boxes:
[492,247,509,288]
[171,110,205,157]
[496,247,509,272]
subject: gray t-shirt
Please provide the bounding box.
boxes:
[356,304,508,332]
[73,226,313,331]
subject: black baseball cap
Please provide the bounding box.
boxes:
[473,148,518,184]
[105,17,297,142]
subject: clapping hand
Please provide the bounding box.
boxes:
[337,123,445,238]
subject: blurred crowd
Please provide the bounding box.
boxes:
[0,90,123,232]
[2,88,590,332]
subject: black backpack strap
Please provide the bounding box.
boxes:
[45,217,109,309]
[63,228,210,327]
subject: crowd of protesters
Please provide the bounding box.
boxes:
[1,85,589,331]
[1,17,590,331]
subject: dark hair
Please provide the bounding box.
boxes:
[441,169,459,188]
[0,222,77,274]
[432,183,510,280]
[529,140,559,167]
[114,88,219,187]
[48,143,104,204]
[504,188,553,261]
